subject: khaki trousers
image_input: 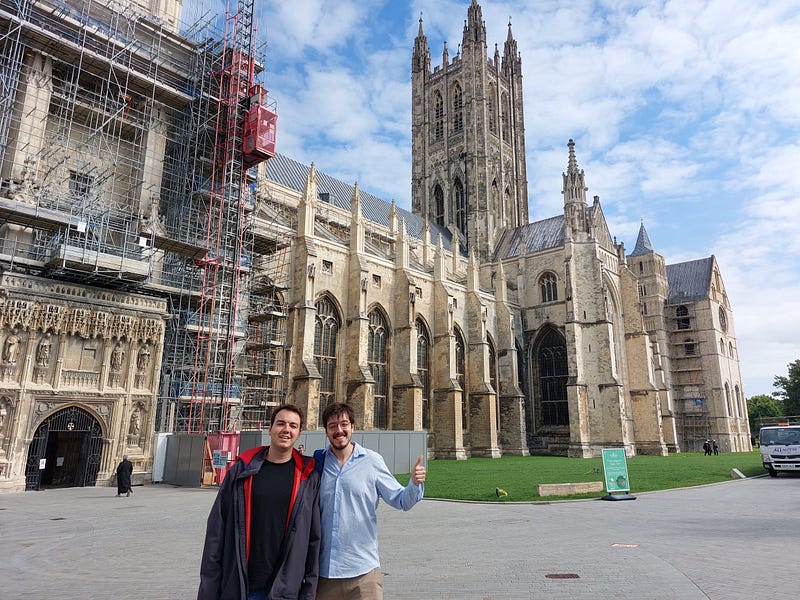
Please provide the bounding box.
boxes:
[316,567,383,600]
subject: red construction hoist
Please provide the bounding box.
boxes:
[188,0,276,435]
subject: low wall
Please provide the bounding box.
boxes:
[538,481,604,497]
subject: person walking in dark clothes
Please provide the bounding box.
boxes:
[116,455,133,497]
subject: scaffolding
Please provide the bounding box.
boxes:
[0,0,285,437]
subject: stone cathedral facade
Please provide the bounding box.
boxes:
[0,0,750,492]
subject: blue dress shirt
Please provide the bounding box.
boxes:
[318,442,424,578]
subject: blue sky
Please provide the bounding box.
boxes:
[182,0,800,398]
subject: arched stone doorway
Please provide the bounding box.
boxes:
[25,405,104,490]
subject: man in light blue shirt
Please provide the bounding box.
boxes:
[316,402,426,600]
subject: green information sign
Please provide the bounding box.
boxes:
[601,448,631,493]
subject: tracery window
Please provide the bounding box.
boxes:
[453,83,463,132]
[433,92,444,142]
[433,184,445,226]
[416,319,431,429]
[454,178,466,235]
[368,308,389,428]
[537,329,568,426]
[501,92,510,142]
[314,296,340,424]
[455,327,467,430]
[487,84,496,134]
[540,272,558,303]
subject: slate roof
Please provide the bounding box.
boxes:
[493,215,565,260]
[265,154,457,252]
[666,257,713,304]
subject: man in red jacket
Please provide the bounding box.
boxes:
[198,404,321,600]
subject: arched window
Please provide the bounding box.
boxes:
[487,84,496,134]
[488,334,499,436]
[729,342,734,358]
[676,305,690,330]
[718,306,728,332]
[433,91,444,141]
[314,296,340,424]
[453,83,463,132]
[433,184,445,226]
[454,178,466,235]
[368,308,389,428]
[454,327,467,430]
[684,338,695,356]
[537,329,568,426]
[720,338,725,355]
[501,92,510,142]
[491,179,499,217]
[735,385,743,420]
[416,319,431,429]
[724,382,732,417]
[540,272,558,303]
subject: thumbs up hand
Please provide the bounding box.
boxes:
[412,454,426,485]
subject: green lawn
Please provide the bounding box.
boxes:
[398,451,765,502]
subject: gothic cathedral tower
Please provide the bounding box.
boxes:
[411,0,529,261]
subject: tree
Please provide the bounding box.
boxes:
[746,394,782,432]
[774,360,800,417]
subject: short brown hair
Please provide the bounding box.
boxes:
[270,403,305,430]
[321,402,354,428]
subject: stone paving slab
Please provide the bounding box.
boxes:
[0,475,795,599]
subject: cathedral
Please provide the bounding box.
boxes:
[0,0,749,492]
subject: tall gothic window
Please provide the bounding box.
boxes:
[433,184,445,226]
[454,327,467,430]
[676,305,690,330]
[488,334,499,435]
[433,92,444,142]
[501,92,510,143]
[487,84,496,134]
[454,178,466,235]
[452,83,463,133]
[314,296,340,425]
[537,329,568,426]
[416,318,431,429]
[540,272,558,303]
[368,308,389,428]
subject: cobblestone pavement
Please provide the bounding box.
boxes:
[0,474,795,599]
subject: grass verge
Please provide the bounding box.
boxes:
[397,451,765,502]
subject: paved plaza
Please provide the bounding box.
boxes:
[0,474,795,599]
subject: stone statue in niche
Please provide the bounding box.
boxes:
[110,343,124,372]
[136,344,151,372]
[128,407,141,436]
[36,333,52,367]
[2,330,21,365]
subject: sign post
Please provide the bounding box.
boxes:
[601,448,636,501]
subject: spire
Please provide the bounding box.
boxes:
[442,40,449,66]
[298,163,317,238]
[389,199,398,236]
[350,183,364,254]
[630,221,655,256]
[395,217,409,269]
[562,139,587,205]
[412,13,430,74]
[502,16,521,75]
[463,0,486,47]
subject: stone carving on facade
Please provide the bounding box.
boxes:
[111,314,135,341]
[134,344,151,388]
[1,299,31,330]
[110,343,125,372]
[35,333,52,367]
[307,263,316,279]
[127,402,144,447]
[9,154,37,203]
[2,330,21,365]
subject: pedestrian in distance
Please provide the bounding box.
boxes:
[315,402,426,600]
[116,455,133,497]
[198,404,321,600]
[703,439,712,456]
[712,439,719,455]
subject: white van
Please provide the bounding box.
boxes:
[759,425,800,477]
